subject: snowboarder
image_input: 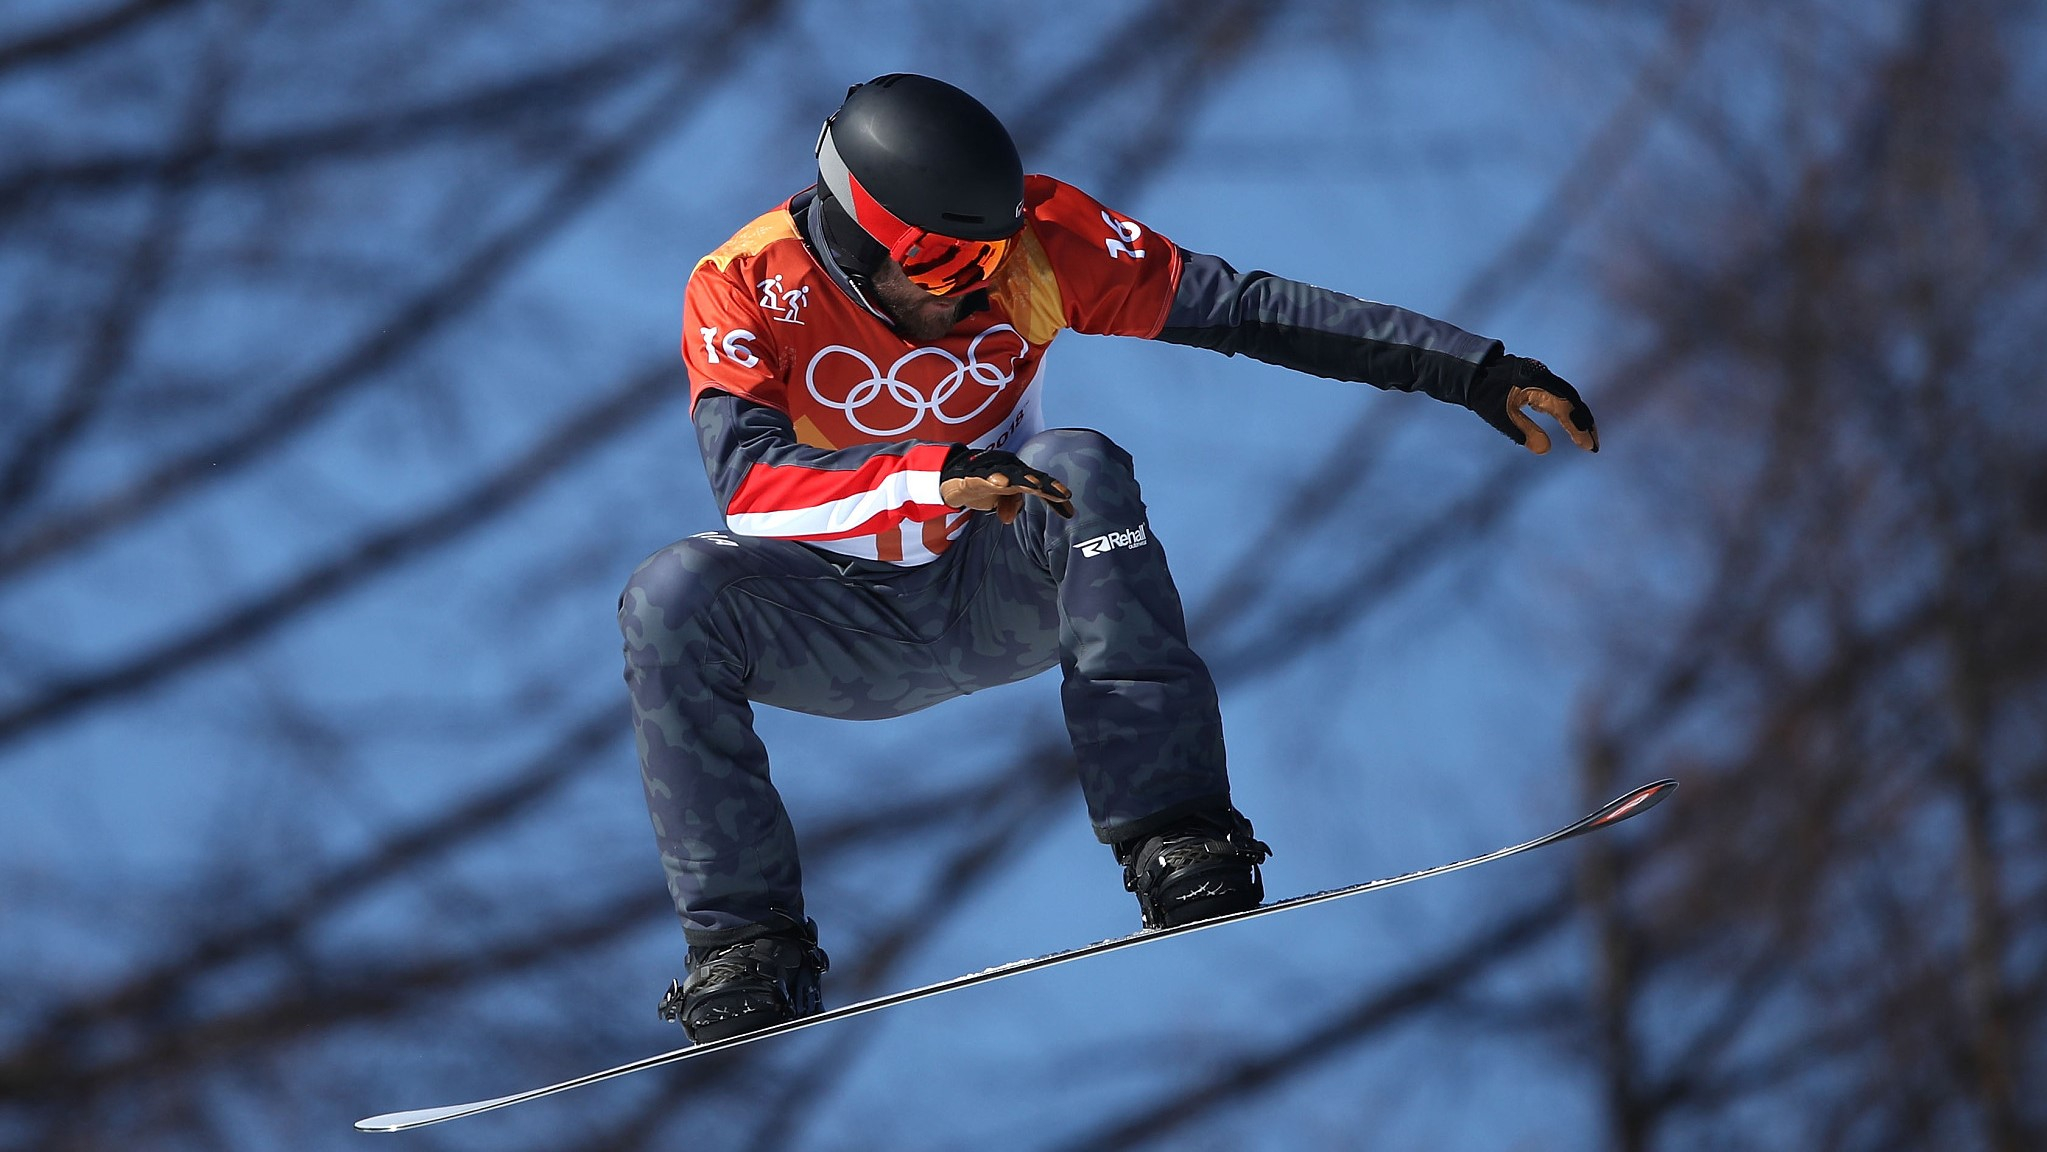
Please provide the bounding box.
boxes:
[620,74,1599,1044]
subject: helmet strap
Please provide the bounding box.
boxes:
[800,188,894,327]
[815,186,887,279]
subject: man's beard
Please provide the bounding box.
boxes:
[867,262,976,341]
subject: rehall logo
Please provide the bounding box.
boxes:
[1074,525,1148,557]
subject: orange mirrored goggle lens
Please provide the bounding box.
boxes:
[899,232,1014,296]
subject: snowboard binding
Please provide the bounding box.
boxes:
[660,920,830,1044]
[1116,807,1272,929]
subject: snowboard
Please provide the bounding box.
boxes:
[356,778,1676,1132]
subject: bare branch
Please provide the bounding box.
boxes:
[0,1,237,521]
[0,359,676,745]
[1046,890,1572,1152]
[0,0,193,75]
[0,1,788,579]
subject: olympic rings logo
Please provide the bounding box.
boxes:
[804,325,1028,438]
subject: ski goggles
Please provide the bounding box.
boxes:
[896,231,1015,295]
[835,181,1016,295]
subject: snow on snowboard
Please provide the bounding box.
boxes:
[356,778,1676,1132]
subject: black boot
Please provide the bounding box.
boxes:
[658,920,829,1043]
[1114,807,1272,929]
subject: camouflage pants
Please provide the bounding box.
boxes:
[619,428,1231,947]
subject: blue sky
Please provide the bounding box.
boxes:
[0,3,1692,1148]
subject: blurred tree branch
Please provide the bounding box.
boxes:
[0,1,237,523]
[1560,1,2047,1148]
[0,0,194,75]
[1049,889,1573,1152]
[0,358,677,744]
[12,1,2039,1150]
[0,3,785,581]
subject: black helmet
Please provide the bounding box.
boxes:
[815,74,1024,293]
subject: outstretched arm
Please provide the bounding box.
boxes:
[1156,248,1598,454]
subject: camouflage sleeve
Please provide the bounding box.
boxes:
[1156,247,1503,406]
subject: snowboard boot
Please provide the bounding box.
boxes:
[1114,807,1272,929]
[658,920,829,1044]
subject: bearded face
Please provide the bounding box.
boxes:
[866,259,983,341]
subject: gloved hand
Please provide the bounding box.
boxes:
[940,447,1074,523]
[1466,354,1600,455]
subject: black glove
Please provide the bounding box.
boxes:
[940,447,1074,523]
[1465,354,1599,455]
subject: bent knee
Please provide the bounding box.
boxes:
[1015,427,1133,477]
[618,535,746,654]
